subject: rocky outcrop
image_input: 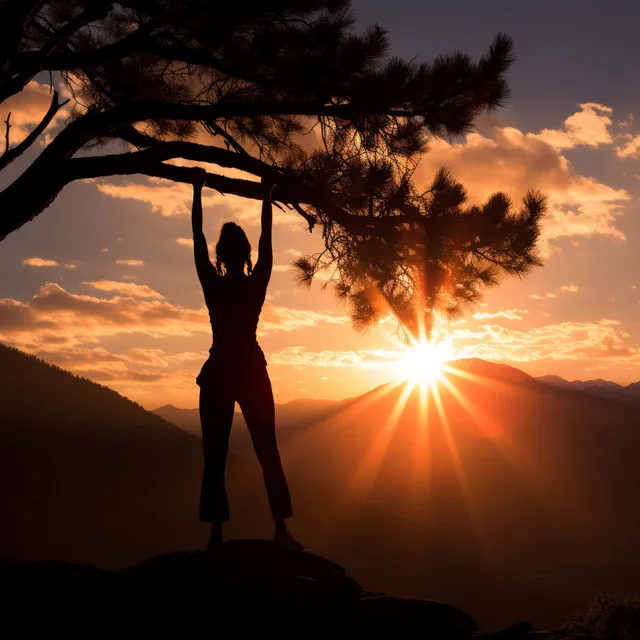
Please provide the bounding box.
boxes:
[0,540,617,637]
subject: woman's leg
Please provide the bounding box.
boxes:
[237,364,295,528]
[199,383,236,532]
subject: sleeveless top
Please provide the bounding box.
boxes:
[196,273,267,386]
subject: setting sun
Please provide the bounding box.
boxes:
[397,335,456,385]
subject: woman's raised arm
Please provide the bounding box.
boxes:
[253,178,275,287]
[191,169,216,286]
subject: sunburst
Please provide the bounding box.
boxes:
[396,333,456,388]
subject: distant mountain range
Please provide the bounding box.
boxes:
[536,374,640,407]
[156,369,640,438]
[154,397,340,440]
[2,344,640,629]
[157,365,640,439]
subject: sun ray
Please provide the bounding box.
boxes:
[345,379,416,497]
[408,377,432,515]
[438,373,505,439]
[430,381,488,548]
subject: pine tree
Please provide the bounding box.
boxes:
[0,0,544,333]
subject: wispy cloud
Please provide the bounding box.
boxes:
[259,305,348,334]
[616,133,640,158]
[530,292,559,300]
[94,176,304,229]
[0,283,208,345]
[268,345,401,369]
[21,257,58,267]
[83,280,164,299]
[0,284,349,351]
[455,319,639,364]
[472,308,529,321]
[21,257,76,268]
[116,259,145,266]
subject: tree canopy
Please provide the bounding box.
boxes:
[0,0,545,335]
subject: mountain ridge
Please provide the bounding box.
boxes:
[156,357,637,435]
[536,373,640,407]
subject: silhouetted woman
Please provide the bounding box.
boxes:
[191,170,300,550]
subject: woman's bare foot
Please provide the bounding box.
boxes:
[274,521,303,550]
[205,523,223,552]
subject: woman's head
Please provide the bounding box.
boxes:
[215,222,252,275]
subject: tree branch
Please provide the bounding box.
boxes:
[118,125,163,149]
[65,149,401,235]
[0,96,352,172]
[0,0,47,66]
[13,20,160,72]
[38,3,114,61]
[0,2,113,104]
[105,139,280,178]
[0,90,67,171]
[3,113,10,154]
[103,98,350,127]
[204,121,248,156]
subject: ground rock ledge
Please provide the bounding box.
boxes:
[0,540,617,638]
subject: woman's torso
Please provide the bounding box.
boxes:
[201,273,267,372]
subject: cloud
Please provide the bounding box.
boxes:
[21,257,59,267]
[21,257,77,269]
[268,346,401,369]
[96,179,217,218]
[26,345,181,386]
[0,284,349,353]
[617,114,635,129]
[0,283,208,346]
[259,305,348,334]
[472,309,529,321]
[414,104,629,258]
[455,319,639,364]
[0,80,70,145]
[93,176,304,229]
[176,237,216,253]
[531,286,579,299]
[616,134,640,158]
[83,280,164,299]
[535,103,613,150]
[116,259,145,266]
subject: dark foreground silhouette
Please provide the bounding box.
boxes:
[192,172,299,549]
[2,343,640,630]
[0,540,611,637]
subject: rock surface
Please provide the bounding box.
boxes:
[0,540,616,637]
